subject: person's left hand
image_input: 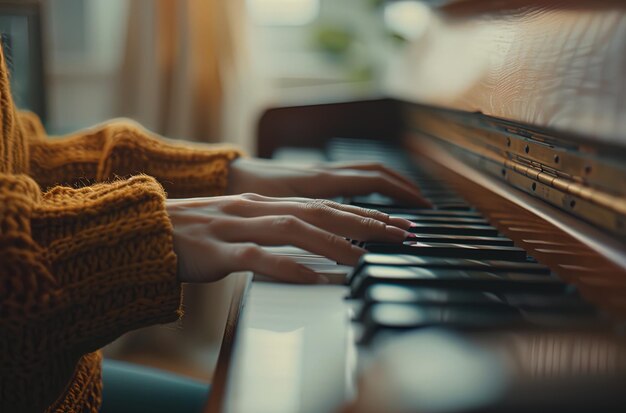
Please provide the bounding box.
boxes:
[226,158,432,207]
[167,193,414,284]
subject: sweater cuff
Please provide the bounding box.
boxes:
[31,175,182,352]
[98,121,244,198]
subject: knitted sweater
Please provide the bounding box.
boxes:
[0,45,242,412]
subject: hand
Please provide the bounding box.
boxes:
[226,158,432,207]
[166,193,413,284]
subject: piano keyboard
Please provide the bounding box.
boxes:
[326,138,608,345]
[213,138,625,413]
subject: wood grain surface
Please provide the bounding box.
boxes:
[386,1,626,144]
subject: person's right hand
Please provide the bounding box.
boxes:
[166,193,413,285]
[226,157,432,207]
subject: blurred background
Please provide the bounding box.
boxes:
[1,0,427,384]
[41,0,426,153]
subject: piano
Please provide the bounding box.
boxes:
[206,1,626,412]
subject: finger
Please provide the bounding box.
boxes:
[234,196,394,224]
[226,243,329,284]
[327,162,418,190]
[212,216,367,265]
[324,171,433,208]
[240,195,316,203]
[388,215,414,229]
[305,199,414,230]
[232,196,414,230]
[223,201,410,242]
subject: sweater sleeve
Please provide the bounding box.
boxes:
[0,172,181,412]
[21,111,243,198]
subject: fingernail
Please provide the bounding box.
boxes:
[386,225,409,240]
[406,233,418,239]
[410,222,419,228]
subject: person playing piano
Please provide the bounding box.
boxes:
[0,44,428,413]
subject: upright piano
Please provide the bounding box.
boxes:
[206,1,626,412]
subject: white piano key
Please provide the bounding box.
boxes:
[223,283,356,413]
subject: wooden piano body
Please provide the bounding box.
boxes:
[206,1,626,412]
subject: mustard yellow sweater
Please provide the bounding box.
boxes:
[0,45,241,412]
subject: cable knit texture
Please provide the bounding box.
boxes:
[0,43,241,412]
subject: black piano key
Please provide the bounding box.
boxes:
[414,182,447,186]
[359,304,522,345]
[351,195,474,211]
[405,234,514,246]
[424,196,462,200]
[377,209,483,218]
[418,191,457,197]
[416,189,452,195]
[355,284,593,321]
[392,215,490,225]
[415,186,454,191]
[365,284,505,306]
[427,197,468,204]
[355,284,510,321]
[351,194,403,207]
[501,293,597,314]
[359,303,604,345]
[352,201,431,210]
[350,265,568,298]
[351,254,551,280]
[431,203,472,211]
[408,224,499,236]
[365,241,527,261]
[517,310,605,328]
[346,234,514,246]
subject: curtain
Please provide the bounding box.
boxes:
[117,0,248,143]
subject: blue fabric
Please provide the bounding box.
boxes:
[100,359,210,413]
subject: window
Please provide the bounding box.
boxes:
[384,1,430,40]
[247,0,320,26]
